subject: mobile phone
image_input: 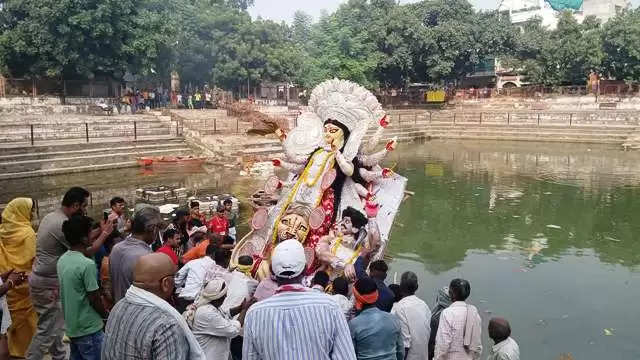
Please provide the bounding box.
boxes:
[104,211,110,221]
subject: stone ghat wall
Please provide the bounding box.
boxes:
[0,114,174,143]
[386,109,640,127]
[456,95,640,111]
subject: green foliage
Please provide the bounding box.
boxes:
[0,0,143,78]
[512,12,605,85]
[602,9,640,81]
[0,0,637,89]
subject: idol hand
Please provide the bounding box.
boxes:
[344,264,356,281]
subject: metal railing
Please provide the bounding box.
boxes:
[0,120,180,146]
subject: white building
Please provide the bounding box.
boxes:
[498,0,630,30]
[580,0,629,23]
[499,0,559,28]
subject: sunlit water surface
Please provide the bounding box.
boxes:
[2,139,639,359]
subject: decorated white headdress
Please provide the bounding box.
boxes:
[308,79,385,161]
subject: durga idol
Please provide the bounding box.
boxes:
[232,79,407,279]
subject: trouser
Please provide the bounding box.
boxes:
[228,227,237,242]
[26,282,66,360]
[70,331,103,360]
[175,297,193,314]
[230,336,243,360]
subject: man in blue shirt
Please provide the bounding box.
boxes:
[349,277,403,360]
[354,257,394,312]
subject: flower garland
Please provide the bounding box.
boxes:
[271,149,335,245]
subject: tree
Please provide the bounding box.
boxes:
[602,9,640,81]
[408,0,519,83]
[0,0,173,79]
[292,11,313,46]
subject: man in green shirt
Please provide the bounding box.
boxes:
[57,215,108,360]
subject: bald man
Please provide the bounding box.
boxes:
[102,254,204,360]
[488,318,519,360]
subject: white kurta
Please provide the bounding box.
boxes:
[192,304,241,360]
[0,279,11,334]
[488,337,520,360]
[391,295,432,360]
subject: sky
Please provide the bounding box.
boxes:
[248,0,640,23]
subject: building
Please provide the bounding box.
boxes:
[499,0,630,30]
[467,0,631,89]
[580,0,629,23]
[499,0,559,29]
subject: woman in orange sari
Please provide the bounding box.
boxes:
[0,198,37,357]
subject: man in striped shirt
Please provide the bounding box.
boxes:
[242,240,356,360]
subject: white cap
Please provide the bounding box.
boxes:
[271,239,306,279]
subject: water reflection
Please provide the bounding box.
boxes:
[0,140,639,358]
[388,140,640,273]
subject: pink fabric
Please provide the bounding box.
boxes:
[254,277,279,302]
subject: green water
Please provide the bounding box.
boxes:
[1,140,639,359]
[387,140,640,360]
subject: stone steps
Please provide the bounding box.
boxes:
[427,134,624,144]
[0,147,192,175]
[424,128,631,137]
[0,127,173,143]
[0,113,176,143]
[0,136,183,154]
[0,161,141,180]
[0,136,194,179]
[0,141,188,161]
[420,122,636,130]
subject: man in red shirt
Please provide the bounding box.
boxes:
[156,228,180,265]
[207,205,229,237]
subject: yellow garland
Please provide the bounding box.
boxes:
[271,149,334,245]
[330,235,362,266]
[305,152,335,187]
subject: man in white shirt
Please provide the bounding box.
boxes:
[434,279,482,360]
[487,318,519,360]
[175,243,222,312]
[221,255,258,360]
[185,277,252,360]
[391,271,431,360]
[221,256,258,313]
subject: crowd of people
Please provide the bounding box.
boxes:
[119,87,218,114]
[0,187,520,360]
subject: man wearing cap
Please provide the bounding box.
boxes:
[243,240,356,360]
[183,278,252,360]
[175,244,231,313]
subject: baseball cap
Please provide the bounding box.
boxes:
[271,239,306,279]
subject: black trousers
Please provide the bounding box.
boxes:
[230,336,243,360]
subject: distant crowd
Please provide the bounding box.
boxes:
[119,87,218,114]
[0,187,520,360]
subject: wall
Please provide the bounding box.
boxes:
[581,0,628,23]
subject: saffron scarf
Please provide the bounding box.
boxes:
[353,287,379,311]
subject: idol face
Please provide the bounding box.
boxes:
[324,123,345,150]
[340,216,359,235]
[277,213,310,243]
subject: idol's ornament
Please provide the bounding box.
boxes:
[231,79,407,279]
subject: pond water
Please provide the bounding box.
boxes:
[1,139,639,359]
